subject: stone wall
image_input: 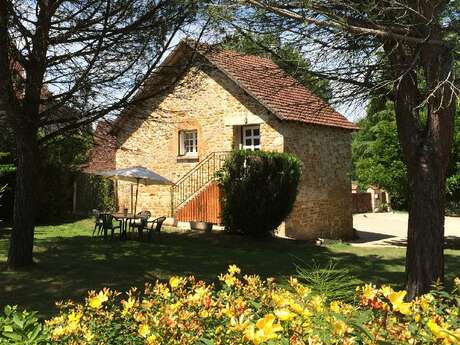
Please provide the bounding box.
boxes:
[282,123,353,239]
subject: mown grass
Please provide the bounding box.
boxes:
[1,218,459,319]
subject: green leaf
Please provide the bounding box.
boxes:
[2,326,13,333]
[198,337,214,345]
[349,320,374,341]
[3,306,12,317]
[2,331,23,341]
[12,314,25,330]
[27,324,42,341]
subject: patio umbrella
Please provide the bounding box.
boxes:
[97,166,171,215]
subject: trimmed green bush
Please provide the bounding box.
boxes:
[217,150,301,237]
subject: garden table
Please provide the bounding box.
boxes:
[112,213,142,240]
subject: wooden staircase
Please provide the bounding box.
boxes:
[171,151,230,223]
[175,182,222,224]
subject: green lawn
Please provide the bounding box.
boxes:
[1,219,459,319]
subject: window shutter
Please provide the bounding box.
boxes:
[179,131,185,155]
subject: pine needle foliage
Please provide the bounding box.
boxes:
[296,261,358,303]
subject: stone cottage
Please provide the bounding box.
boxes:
[86,40,358,240]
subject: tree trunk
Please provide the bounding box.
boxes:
[391,43,455,299]
[7,125,38,269]
[405,159,446,299]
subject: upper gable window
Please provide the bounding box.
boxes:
[179,130,198,157]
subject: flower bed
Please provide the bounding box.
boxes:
[1,266,459,344]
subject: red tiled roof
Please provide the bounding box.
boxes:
[197,44,357,130]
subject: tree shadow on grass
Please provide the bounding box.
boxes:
[0,230,459,319]
[34,214,92,228]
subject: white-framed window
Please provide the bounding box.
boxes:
[242,125,260,151]
[179,130,198,156]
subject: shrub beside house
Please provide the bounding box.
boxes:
[218,150,301,237]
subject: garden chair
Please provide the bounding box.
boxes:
[99,213,121,238]
[129,211,151,240]
[92,209,104,236]
[147,216,166,241]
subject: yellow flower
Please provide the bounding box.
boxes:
[289,277,299,287]
[138,323,151,338]
[427,319,460,344]
[121,296,136,316]
[418,295,432,312]
[244,314,283,345]
[331,318,348,336]
[289,302,304,315]
[302,307,313,318]
[274,309,296,321]
[330,301,340,313]
[296,285,312,299]
[310,295,325,313]
[133,311,146,323]
[157,285,170,299]
[388,291,412,315]
[380,285,394,298]
[190,286,208,302]
[361,284,377,300]
[88,290,109,309]
[169,276,184,289]
[51,326,65,339]
[454,277,460,287]
[271,292,291,307]
[428,319,445,338]
[170,300,183,312]
[199,309,210,318]
[230,315,251,332]
[219,273,237,286]
[228,264,241,275]
[67,310,82,325]
[146,334,158,345]
[221,304,234,318]
[66,310,82,333]
[84,330,94,342]
[307,335,322,345]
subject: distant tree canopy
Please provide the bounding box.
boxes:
[0,130,114,223]
[221,33,333,101]
[352,100,408,210]
[353,99,460,211]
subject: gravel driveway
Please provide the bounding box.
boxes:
[351,212,460,247]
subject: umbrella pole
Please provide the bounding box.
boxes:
[134,178,140,215]
[130,184,134,214]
